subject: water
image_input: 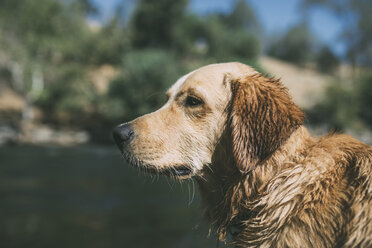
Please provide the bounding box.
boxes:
[0,145,223,248]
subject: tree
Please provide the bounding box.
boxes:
[89,14,130,65]
[357,75,372,128]
[0,0,97,126]
[305,82,358,130]
[105,50,182,122]
[267,23,313,66]
[172,0,261,62]
[130,0,188,48]
[316,46,339,73]
[302,0,372,67]
[74,0,98,14]
[222,0,261,33]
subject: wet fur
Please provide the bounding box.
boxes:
[197,73,372,247]
[117,63,372,247]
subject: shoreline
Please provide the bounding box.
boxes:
[0,123,90,147]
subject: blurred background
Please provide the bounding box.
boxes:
[0,0,371,247]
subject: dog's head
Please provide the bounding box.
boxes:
[113,62,303,179]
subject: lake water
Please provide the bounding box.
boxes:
[0,145,226,248]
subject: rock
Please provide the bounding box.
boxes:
[20,124,90,145]
[0,125,18,145]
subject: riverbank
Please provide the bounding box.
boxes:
[0,122,90,146]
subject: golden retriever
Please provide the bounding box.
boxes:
[113,62,372,247]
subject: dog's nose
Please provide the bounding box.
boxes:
[113,123,134,150]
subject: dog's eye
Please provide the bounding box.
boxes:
[185,96,203,107]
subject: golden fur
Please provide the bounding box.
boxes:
[114,62,372,247]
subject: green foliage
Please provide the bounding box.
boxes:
[105,50,182,122]
[268,24,313,66]
[227,30,260,62]
[36,64,97,124]
[130,0,188,48]
[0,0,90,61]
[130,0,260,63]
[222,0,261,33]
[316,46,340,73]
[170,14,200,55]
[303,0,372,66]
[0,0,263,138]
[185,15,260,62]
[89,17,130,65]
[306,73,372,130]
[357,75,372,129]
[0,0,105,127]
[306,82,357,130]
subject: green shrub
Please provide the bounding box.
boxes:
[88,17,130,65]
[305,82,358,130]
[267,24,313,66]
[36,64,97,125]
[105,49,182,122]
[228,31,260,61]
[316,46,339,74]
[357,75,372,128]
[306,74,372,131]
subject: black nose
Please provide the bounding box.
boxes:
[112,123,134,150]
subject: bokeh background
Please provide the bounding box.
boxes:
[0,0,371,247]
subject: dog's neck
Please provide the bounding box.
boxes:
[196,125,312,240]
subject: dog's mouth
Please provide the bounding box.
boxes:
[140,164,193,178]
[122,151,193,178]
[143,165,193,178]
[165,166,193,177]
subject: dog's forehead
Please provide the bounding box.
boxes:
[168,71,195,96]
[168,63,256,96]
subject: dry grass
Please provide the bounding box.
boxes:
[260,56,332,108]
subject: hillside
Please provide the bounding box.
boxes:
[259,56,331,109]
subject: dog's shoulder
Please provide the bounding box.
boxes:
[317,133,372,248]
[318,132,371,153]
[302,132,372,171]
[238,132,372,247]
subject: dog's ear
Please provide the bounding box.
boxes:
[228,73,304,173]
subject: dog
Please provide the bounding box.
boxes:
[113,62,372,247]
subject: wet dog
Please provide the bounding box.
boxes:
[113,62,372,247]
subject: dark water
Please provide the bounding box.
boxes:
[0,145,225,248]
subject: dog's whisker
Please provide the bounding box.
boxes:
[165,177,172,189]
[187,179,196,206]
[196,173,208,182]
[205,164,214,174]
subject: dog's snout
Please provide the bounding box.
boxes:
[113,123,134,150]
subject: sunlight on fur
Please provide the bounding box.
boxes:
[113,62,372,247]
